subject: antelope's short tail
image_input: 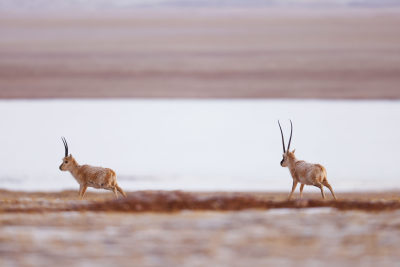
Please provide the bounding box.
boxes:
[116,184,127,198]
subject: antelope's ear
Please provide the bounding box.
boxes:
[292,149,296,154]
[69,154,73,157]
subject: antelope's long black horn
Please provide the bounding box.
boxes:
[61,136,68,157]
[287,120,293,152]
[278,120,286,153]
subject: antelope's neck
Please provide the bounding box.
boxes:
[287,157,298,177]
[69,161,82,180]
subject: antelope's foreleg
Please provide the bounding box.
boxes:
[79,185,87,199]
[322,180,337,200]
[288,181,298,200]
[299,184,305,199]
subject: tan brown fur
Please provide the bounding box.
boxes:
[60,155,127,199]
[282,150,337,200]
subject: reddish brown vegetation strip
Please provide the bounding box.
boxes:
[1,191,400,213]
[84,191,400,212]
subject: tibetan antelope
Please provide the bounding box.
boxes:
[59,137,127,199]
[278,120,337,200]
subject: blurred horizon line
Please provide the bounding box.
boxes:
[0,0,400,11]
[1,0,400,13]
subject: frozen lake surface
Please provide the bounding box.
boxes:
[0,99,399,192]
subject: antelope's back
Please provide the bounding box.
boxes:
[80,165,116,186]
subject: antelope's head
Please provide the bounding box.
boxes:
[278,120,295,167]
[59,137,74,171]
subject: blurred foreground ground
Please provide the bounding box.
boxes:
[1,190,400,266]
[1,9,400,99]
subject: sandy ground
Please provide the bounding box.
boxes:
[2,210,400,266]
[1,9,400,99]
[1,190,400,266]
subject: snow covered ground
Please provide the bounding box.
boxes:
[0,99,399,192]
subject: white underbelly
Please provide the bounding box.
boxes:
[298,177,313,185]
[87,180,108,189]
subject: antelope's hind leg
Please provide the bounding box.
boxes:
[115,184,127,198]
[299,184,305,199]
[112,187,119,198]
[315,183,326,200]
[322,180,337,200]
